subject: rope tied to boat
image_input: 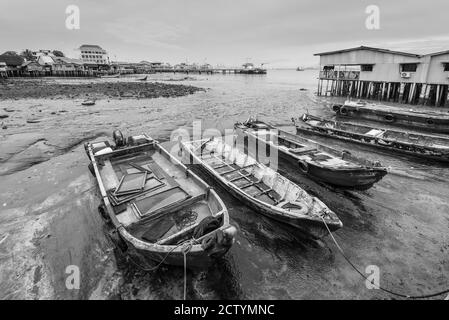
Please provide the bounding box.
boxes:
[320,216,449,299]
[181,239,194,300]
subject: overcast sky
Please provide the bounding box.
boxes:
[1,0,448,67]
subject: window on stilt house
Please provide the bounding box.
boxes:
[361,64,374,72]
[443,63,449,72]
[400,63,418,72]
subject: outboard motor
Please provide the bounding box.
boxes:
[113,130,125,148]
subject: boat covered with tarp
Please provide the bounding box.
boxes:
[85,131,236,269]
[180,137,342,239]
[296,114,449,163]
[235,118,388,190]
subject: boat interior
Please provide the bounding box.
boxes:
[187,139,329,219]
[95,142,225,245]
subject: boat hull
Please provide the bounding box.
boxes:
[236,126,387,190]
[333,103,449,133]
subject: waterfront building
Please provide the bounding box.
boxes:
[315,46,449,107]
[78,44,110,71]
[0,52,25,76]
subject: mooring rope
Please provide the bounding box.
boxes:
[320,216,449,299]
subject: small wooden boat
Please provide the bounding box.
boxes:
[101,74,120,79]
[85,131,236,269]
[332,100,449,133]
[81,100,95,106]
[137,75,148,81]
[181,137,343,239]
[296,114,449,163]
[235,119,388,190]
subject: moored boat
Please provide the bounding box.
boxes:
[332,100,449,133]
[81,99,95,106]
[295,114,449,163]
[85,131,236,269]
[101,74,120,79]
[235,119,388,190]
[181,137,343,239]
[137,75,148,81]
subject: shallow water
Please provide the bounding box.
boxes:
[0,70,448,300]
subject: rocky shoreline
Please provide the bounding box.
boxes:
[0,78,205,100]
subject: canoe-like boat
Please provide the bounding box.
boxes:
[296,114,449,163]
[81,100,95,106]
[101,74,120,79]
[85,131,236,269]
[234,119,388,190]
[332,100,449,133]
[181,137,343,239]
[137,75,148,81]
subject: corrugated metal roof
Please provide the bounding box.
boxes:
[314,46,421,58]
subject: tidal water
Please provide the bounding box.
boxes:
[0,70,448,299]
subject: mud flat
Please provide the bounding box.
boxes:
[0,78,205,100]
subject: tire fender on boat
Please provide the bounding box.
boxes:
[298,160,309,174]
[332,105,342,113]
[339,106,348,115]
[384,114,395,123]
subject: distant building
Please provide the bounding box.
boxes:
[78,45,109,70]
[315,46,449,107]
[0,62,7,77]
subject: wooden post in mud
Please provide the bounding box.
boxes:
[387,83,392,101]
[445,88,449,107]
[325,80,329,96]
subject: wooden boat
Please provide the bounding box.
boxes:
[234,119,388,190]
[296,114,449,163]
[85,131,236,269]
[137,75,148,81]
[81,100,95,106]
[101,74,120,79]
[332,100,449,133]
[180,137,343,239]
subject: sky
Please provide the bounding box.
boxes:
[1,0,449,68]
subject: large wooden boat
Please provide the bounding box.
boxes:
[234,119,388,190]
[85,131,236,269]
[181,137,343,239]
[332,100,449,133]
[296,114,449,163]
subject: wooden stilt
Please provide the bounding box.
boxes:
[436,85,441,107]
[387,83,392,101]
[424,85,432,106]
[418,84,427,105]
[408,83,416,104]
[325,80,329,97]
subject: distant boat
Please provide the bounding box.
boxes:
[137,75,148,81]
[101,74,120,79]
[82,100,96,106]
[296,67,305,71]
[239,63,267,75]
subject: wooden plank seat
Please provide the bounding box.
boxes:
[289,146,317,155]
